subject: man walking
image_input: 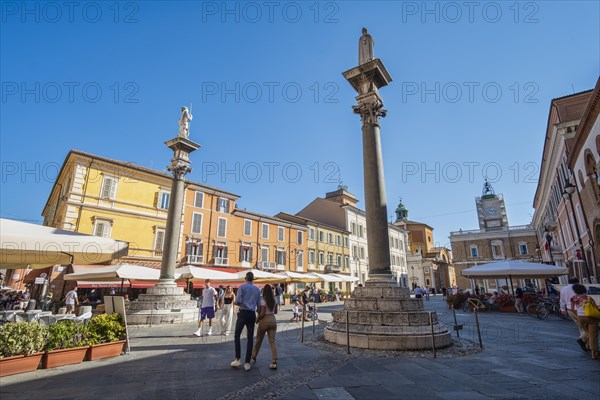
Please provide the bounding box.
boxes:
[194,279,218,337]
[65,286,78,314]
[231,272,261,371]
[560,277,589,352]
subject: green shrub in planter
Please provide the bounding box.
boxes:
[45,321,88,351]
[0,322,48,357]
[85,313,126,345]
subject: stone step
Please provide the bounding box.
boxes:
[324,326,452,350]
[331,310,438,326]
[343,298,423,312]
[351,286,411,299]
[129,301,198,310]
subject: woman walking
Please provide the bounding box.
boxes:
[221,286,236,336]
[251,283,278,369]
[571,284,600,359]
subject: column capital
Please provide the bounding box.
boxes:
[353,92,387,125]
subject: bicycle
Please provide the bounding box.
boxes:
[462,297,491,312]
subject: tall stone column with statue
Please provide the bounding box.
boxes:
[324,29,451,349]
[127,107,201,325]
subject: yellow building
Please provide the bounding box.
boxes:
[277,212,351,291]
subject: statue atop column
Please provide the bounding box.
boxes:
[359,27,374,65]
[178,106,193,139]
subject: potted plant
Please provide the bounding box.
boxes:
[496,292,515,312]
[85,313,127,361]
[42,320,89,369]
[0,322,47,376]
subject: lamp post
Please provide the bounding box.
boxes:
[562,182,591,282]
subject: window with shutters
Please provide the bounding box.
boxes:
[308,228,315,240]
[217,198,230,213]
[308,250,316,264]
[157,191,170,210]
[100,176,118,199]
[93,219,112,238]
[217,217,227,238]
[297,231,303,245]
[194,191,204,208]
[213,242,228,265]
[351,222,356,235]
[336,254,341,266]
[336,235,341,246]
[261,223,269,239]
[297,251,304,270]
[327,233,333,244]
[360,246,365,259]
[344,237,349,247]
[358,224,364,238]
[491,240,504,259]
[275,248,286,266]
[243,219,252,236]
[278,226,284,242]
[240,243,253,263]
[318,230,324,242]
[328,253,334,265]
[191,213,203,234]
[186,239,203,264]
[470,245,479,257]
[318,252,324,265]
[519,243,528,255]
[260,246,269,262]
[153,228,165,257]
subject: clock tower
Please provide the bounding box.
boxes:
[476,179,508,231]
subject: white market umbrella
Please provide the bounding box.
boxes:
[331,274,359,282]
[306,272,344,282]
[275,271,321,283]
[64,264,162,281]
[0,218,129,268]
[236,269,282,283]
[461,260,568,278]
[175,265,240,281]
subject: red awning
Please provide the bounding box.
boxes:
[77,281,130,289]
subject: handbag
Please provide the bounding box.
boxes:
[584,297,600,319]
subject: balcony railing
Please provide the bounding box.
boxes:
[259,261,277,271]
[450,224,534,236]
[186,255,203,264]
[214,257,228,266]
[153,250,163,258]
[325,264,341,273]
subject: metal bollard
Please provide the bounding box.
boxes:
[474,306,483,349]
[429,311,436,358]
[346,310,350,354]
[301,306,305,343]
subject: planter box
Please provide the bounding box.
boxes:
[86,340,125,361]
[42,346,88,369]
[0,352,43,377]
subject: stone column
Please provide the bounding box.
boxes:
[127,136,201,325]
[344,60,393,279]
[324,29,451,350]
[159,138,200,281]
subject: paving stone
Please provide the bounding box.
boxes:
[313,387,355,399]
[345,385,400,400]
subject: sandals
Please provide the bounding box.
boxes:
[269,361,277,369]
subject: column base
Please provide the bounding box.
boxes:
[127,281,199,325]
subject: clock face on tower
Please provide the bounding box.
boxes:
[486,207,498,216]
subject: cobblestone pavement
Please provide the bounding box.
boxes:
[1,297,599,399]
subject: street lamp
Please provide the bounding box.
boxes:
[562,181,591,282]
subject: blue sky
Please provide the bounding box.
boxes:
[1,1,599,247]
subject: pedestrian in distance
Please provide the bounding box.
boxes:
[424,287,430,301]
[194,279,218,337]
[413,286,423,299]
[290,300,300,322]
[273,284,281,313]
[570,284,600,359]
[220,286,236,336]
[65,286,79,314]
[441,286,447,300]
[560,277,589,352]
[251,283,278,369]
[231,271,261,371]
[514,287,525,315]
[301,286,311,321]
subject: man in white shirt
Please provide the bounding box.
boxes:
[560,277,588,352]
[65,286,79,314]
[194,279,218,337]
